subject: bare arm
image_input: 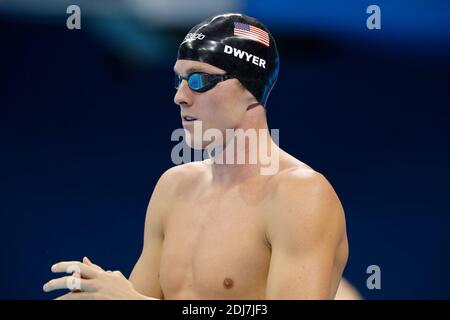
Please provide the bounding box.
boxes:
[43,168,180,300]
[335,278,363,300]
[265,171,348,299]
[129,169,176,299]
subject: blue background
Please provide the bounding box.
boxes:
[1,1,449,299]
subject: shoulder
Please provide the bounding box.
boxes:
[159,160,209,183]
[267,166,346,244]
[273,166,338,204]
[155,161,209,197]
[145,161,209,225]
[279,167,340,203]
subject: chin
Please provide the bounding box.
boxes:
[183,129,205,150]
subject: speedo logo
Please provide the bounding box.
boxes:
[224,45,266,69]
[182,33,205,43]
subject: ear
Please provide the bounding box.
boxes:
[246,102,260,111]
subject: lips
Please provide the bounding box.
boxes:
[182,115,198,122]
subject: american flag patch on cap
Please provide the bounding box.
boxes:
[234,22,270,47]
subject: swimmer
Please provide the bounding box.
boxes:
[334,278,363,300]
[44,13,349,300]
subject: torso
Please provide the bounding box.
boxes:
[158,155,316,299]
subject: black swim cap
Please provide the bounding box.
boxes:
[177,13,280,107]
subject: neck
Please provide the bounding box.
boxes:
[207,107,280,187]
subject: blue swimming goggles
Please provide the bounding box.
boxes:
[174,72,235,93]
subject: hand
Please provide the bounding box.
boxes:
[43,257,146,300]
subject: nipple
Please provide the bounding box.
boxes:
[223,277,234,289]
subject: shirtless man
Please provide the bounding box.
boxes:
[43,13,349,300]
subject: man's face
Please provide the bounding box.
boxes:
[173,59,254,149]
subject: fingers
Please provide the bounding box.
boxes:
[112,270,125,278]
[51,261,100,279]
[43,275,97,293]
[83,257,105,272]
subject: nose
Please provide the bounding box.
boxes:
[173,79,193,107]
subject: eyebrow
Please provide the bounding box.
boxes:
[173,67,208,76]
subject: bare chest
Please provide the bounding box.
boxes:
[159,190,271,299]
